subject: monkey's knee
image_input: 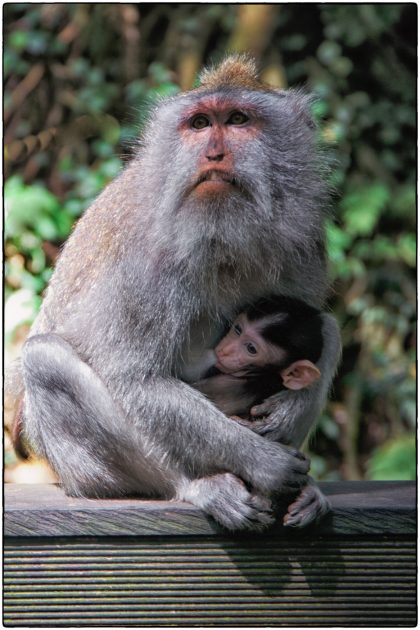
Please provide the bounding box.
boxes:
[22,333,78,386]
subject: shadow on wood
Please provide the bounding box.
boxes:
[4,481,416,627]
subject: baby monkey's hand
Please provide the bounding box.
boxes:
[230,414,271,432]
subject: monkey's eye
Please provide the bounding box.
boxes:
[246,343,257,355]
[191,115,211,130]
[233,324,242,335]
[227,111,249,126]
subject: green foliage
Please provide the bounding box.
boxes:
[5,176,66,299]
[367,435,416,481]
[6,176,71,242]
[4,4,416,482]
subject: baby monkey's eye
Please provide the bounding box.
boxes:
[233,324,242,335]
[246,343,257,355]
[191,115,210,129]
[227,111,249,125]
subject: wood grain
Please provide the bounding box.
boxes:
[4,537,416,626]
[4,481,416,537]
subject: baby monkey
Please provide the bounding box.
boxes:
[193,296,323,421]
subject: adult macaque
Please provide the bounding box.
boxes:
[193,295,323,418]
[7,55,341,530]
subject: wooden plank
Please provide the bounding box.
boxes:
[4,481,416,537]
[3,537,416,626]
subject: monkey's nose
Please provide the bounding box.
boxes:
[206,152,224,162]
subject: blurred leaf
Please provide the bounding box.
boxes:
[397,234,416,267]
[326,220,352,262]
[366,435,416,480]
[341,183,390,237]
[5,288,40,334]
[317,41,342,65]
[8,30,28,51]
[5,177,62,240]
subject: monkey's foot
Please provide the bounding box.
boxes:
[178,473,274,532]
[283,479,331,528]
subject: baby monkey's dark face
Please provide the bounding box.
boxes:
[213,310,321,392]
[214,313,287,376]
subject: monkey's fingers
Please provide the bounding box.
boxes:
[283,481,331,528]
[267,447,310,496]
[250,392,285,418]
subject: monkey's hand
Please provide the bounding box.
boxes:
[283,477,331,528]
[249,390,295,443]
[230,412,284,438]
[250,391,284,419]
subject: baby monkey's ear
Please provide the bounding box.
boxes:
[280,360,321,391]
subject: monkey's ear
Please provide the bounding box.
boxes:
[280,360,321,391]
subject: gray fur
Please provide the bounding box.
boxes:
[11,72,340,530]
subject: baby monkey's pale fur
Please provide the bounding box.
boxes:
[7,55,341,530]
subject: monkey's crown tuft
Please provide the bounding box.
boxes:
[199,54,268,91]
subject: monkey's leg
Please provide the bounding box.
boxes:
[21,334,176,499]
[177,473,274,531]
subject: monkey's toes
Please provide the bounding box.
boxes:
[283,484,331,528]
[225,492,274,531]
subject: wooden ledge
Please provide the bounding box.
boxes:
[4,481,416,538]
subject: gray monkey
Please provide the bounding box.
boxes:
[7,55,341,531]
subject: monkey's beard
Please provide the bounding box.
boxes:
[159,169,275,269]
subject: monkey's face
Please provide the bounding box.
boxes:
[147,91,277,215]
[214,313,286,376]
[139,87,323,264]
[176,97,263,202]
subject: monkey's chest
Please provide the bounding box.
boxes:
[176,316,224,382]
